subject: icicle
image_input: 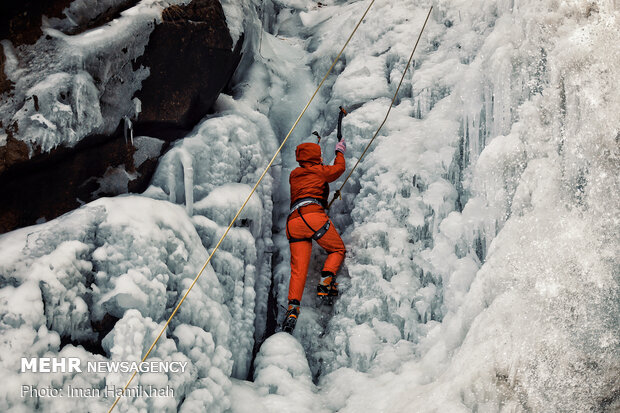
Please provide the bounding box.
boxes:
[121,99,140,146]
[123,116,133,145]
[183,162,194,215]
[167,161,177,204]
[132,97,142,118]
[484,84,493,144]
[166,150,194,214]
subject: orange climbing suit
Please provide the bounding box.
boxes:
[286,142,346,302]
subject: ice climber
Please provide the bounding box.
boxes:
[282,136,347,333]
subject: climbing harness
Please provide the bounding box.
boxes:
[286,209,331,243]
[108,1,377,411]
[327,6,433,210]
[289,196,323,214]
[286,197,331,243]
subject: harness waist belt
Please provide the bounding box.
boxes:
[286,197,330,243]
[289,197,323,216]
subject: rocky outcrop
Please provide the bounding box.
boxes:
[0,0,243,233]
[0,0,74,46]
[0,132,153,233]
[0,44,12,95]
[135,0,243,135]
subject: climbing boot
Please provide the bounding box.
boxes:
[317,272,338,304]
[282,300,300,334]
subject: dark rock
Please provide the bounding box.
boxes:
[0,129,168,234]
[0,0,73,46]
[0,134,30,175]
[134,0,243,135]
[0,0,243,234]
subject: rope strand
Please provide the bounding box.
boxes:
[328,6,433,210]
[108,1,376,411]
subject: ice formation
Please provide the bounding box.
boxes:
[1,0,191,154]
[0,0,618,412]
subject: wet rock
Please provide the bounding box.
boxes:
[0,0,74,46]
[134,0,243,135]
[0,0,242,233]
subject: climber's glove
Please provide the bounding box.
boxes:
[335,138,346,155]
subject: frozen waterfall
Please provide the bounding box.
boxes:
[0,0,618,412]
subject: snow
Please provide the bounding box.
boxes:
[249,333,323,413]
[0,0,618,411]
[332,55,391,104]
[193,183,263,233]
[0,196,233,411]
[219,0,250,46]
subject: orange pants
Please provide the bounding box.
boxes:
[286,205,345,302]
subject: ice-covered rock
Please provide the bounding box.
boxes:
[0,196,235,411]
[147,92,279,379]
[250,333,325,413]
[0,0,245,233]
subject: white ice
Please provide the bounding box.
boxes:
[0,0,618,412]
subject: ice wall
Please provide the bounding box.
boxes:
[0,0,617,412]
[0,197,234,412]
[280,0,619,411]
[146,94,279,380]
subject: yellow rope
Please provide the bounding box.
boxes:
[328,6,433,210]
[108,1,376,411]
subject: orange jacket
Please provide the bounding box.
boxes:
[290,143,345,208]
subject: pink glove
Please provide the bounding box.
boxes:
[335,139,346,155]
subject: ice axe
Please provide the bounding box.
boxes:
[337,105,348,141]
[312,106,347,144]
[326,106,348,209]
[312,131,322,143]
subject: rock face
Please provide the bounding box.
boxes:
[0,133,139,233]
[135,0,243,135]
[0,0,75,46]
[0,0,242,233]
